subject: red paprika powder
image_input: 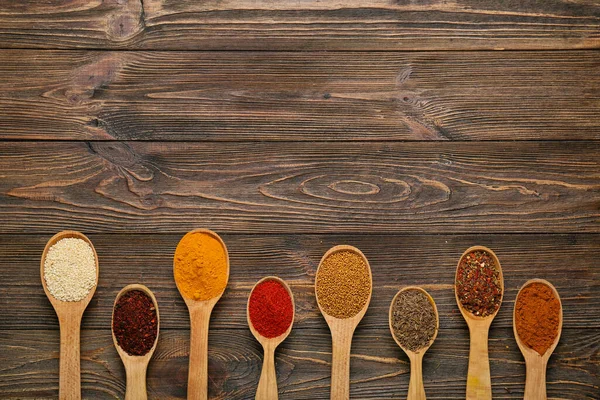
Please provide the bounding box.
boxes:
[248,279,294,338]
[515,282,561,355]
[113,290,158,356]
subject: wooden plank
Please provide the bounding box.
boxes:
[0,1,599,50]
[0,328,596,399]
[1,233,598,330]
[1,50,599,141]
[0,141,599,234]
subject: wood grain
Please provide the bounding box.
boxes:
[0,328,596,399]
[1,233,598,330]
[0,141,598,233]
[1,2,598,399]
[1,50,599,141]
[0,0,599,50]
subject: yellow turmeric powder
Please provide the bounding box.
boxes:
[174,231,229,301]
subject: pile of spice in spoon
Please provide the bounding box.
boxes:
[456,249,502,317]
[174,231,228,301]
[316,250,371,319]
[514,282,561,355]
[43,237,96,302]
[390,289,437,352]
[248,278,293,338]
[113,290,158,356]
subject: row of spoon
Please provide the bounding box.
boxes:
[40,231,562,400]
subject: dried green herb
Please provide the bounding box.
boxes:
[456,250,502,317]
[391,289,437,352]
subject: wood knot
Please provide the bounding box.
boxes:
[107,13,143,40]
[89,142,139,168]
[63,54,124,106]
[328,180,381,195]
[292,174,413,205]
[105,0,145,41]
[65,88,95,105]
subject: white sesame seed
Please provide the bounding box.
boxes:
[43,238,97,302]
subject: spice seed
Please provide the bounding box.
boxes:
[316,249,371,319]
[43,237,96,302]
[391,289,437,352]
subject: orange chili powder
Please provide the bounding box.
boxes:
[514,282,560,355]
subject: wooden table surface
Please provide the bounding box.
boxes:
[0,1,599,399]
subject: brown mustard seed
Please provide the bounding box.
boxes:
[391,289,437,352]
[316,249,371,319]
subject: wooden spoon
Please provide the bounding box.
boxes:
[513,279,562,400]
[174,228,230,400]
[389,287,439,400]
[454,246,504,400]
[112,284,160,400]
[247,276,295,400]
[315,245,373,400]
[40,230,99,400]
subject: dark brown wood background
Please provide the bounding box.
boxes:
[0,1,598,399]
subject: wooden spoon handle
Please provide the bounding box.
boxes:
[256,344,278,400]
[524,356,548,400]
[58,313,82,400]
[466,325,492,400]
[408,352,426,400]
[125,362,148,400]
[330,329,353,400]
[188,304,213,400]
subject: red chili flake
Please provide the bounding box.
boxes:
[113,290,158,356]
[456,250,502,317]
[248,279,293,338]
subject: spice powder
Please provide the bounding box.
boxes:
[515,282,560,355]
[174,231,228,301]
[391,289,437,352]
[316,250,371,319]
[248,279,293,338]
[456,250,502,317]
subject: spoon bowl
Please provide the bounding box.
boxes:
[40,230,99,400]
[174,228,230,400]
[112,284,160,400]
[247,276,295,400]
[455,246,504,322]
[454,245,504,400]
[248,276,295,346]
[513,279,562,400]
[389,286,439,400]
[389,286,439,354]
[315,245,373,400]
[41,230,99,315]
[174,228,230,310]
